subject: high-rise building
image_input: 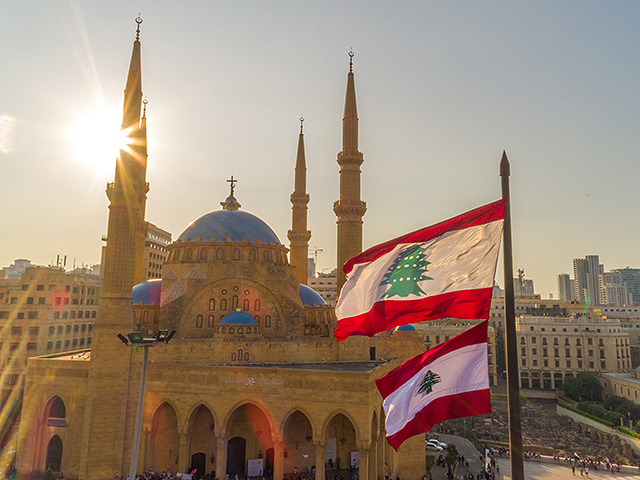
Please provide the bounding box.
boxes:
[142,221,171,280]
[599,271,630,307]
[613,267,640,306]
[573,255,603,304]
[557,273,575,302]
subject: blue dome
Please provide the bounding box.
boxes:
[394,324,416,332]
[132,279,162,305]
[178,209,281,244]
[219,311,258,325]
[299,284,327,306]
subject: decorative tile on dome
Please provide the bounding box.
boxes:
[184,266,207,279]
[161,279,186,306]
[163,269,178,280]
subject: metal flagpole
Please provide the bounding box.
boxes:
[500,151,524,480]
[129,344,149,480]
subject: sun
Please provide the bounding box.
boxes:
[70,105,129,172]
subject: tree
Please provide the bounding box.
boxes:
[381,245,432,298]
[561,371,603,401]
[444,443,459,472]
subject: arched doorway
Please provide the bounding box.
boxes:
[283,410,314,474]
[326,414,356,473]
[46,435,63,472]
[227,437,246,478]
[191,452,206,480]
[188,405,215,476]
[265,448,274,477]
[151,403,180,470]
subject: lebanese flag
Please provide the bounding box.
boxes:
[376,320,491,450]
[335,200,504,341]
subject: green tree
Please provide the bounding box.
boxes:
[444,443,459,470]
[381,245,432,298]
[562,371,603,401]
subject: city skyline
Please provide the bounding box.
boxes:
[3,2,640,299]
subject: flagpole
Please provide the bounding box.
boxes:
[500,151,524,480]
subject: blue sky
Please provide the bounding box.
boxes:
[2,1,640,298]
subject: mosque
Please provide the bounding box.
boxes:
[14,19,426,480]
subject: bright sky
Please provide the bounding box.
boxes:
[2,1,640,299]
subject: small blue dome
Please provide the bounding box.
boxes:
[299,284,327,307]
[219,311,258,325]
[178,209,281,244]
[132,279,162,305]
[394,324,416,332]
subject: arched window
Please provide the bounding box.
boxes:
[216,248,224,260]
[243,299,249,311]
[255,299,261,311]
[249,249,256,261]
[49,396,66,419]
[238,349,243,359]
[186,248,193,260]
[209,299,215,311]
[232,296,239,310]
[576,338,581,346]
[229,327,235,334]
[254,315,260,324]
[308,312,314,323]
[565,338,570,345]
[233,248,241,260]
[238,327,243,334]
[542,337,547,345]
[200,248,208,261]
[554,338,559,345]
[246,327,251,334]
[231,352,236,361]
[265,315,271,328]
[142,310,149,324]
[520,337,525,344]
[263,251,270,262]
[244,352,249,361]
[196,315,203,328]
[221,299,227,311]
[274,252,280,263]
[221,327,226,334]
[46,435,63,472]
[208,315,214,327]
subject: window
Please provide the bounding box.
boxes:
[229,327,234,334]
[17,313,24,319]
[64,340,70,349]
[263,251,270,262]
[186,248,193,260]
[243,299,249,311]
[49,326,55,335]
[29,326,39,335]
[74,325,79,333]
[238,327,243,334]
[220,299,227,311]
[249,249,256,261]
[200,248,207,260]
[589,349,593,357]
[54,312,60,319]
[21,285,28,290]
[38,297,45,304]
[78,311,83,318]
[555,360,560,367]
[265,315,271,328]
[232,296,239,310]
[208,315,214,327]
[27,297,34,304]
[521,358,526,367]
[521,348,526,356]
[209,299,215,311]
[58,326,63,334]
[601,361,606,369]
[196,315,203,328]
[216,248,224,260]
[520,337,526,344]
[554,348,559,357]
[565,349,570,358]
[255,299,261,311]
[72,339,78,347]
[66,325,71,333]
[532,348,537,355]
[532,337,536,344]
[233,248,241,260]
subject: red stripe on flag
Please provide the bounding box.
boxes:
[376,321,488,397]
[343,199,505,276]
[335,287,492,342]
[385,388,491,451]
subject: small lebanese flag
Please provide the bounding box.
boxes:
[335,200,504,341]
[376,320,491,450]
[167,465,173,474]
[190,469,198,476]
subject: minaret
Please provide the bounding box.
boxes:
[334,50,366,292]
[288,116,311,285]
[78,17,149,478]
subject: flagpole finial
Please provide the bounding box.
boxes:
[500,150,510,177]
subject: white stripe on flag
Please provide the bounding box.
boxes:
[337,220,502,319]
[383,342,488,436]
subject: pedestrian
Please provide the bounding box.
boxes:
[572,464,575,475]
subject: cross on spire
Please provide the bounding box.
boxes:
[227,175,237,197]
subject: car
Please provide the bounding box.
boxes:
[425,441,443,452]
[428,438,447,448]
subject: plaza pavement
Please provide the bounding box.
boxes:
[426,434,640,480]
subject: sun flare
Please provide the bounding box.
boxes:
[71,106,129,172]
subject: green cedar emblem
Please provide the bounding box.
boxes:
[417,370,441,396]
[381,244,433,298]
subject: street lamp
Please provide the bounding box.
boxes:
[118,329,176,480]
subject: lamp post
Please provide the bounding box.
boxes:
[118,329,176,480]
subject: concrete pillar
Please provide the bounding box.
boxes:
[314,441,327,480]
[369,440,377,480]
[274,441,285,480]
[216,432,228,478]
[358,446,370,480]
[178,428,190,473]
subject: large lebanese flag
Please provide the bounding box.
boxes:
[376,320,491,450]
[334,200,504,342]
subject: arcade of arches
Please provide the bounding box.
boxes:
[141,401,392,480]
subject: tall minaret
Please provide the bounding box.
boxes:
[288,116,311,285]
[78,17,149,479]
[334,50,366,292]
